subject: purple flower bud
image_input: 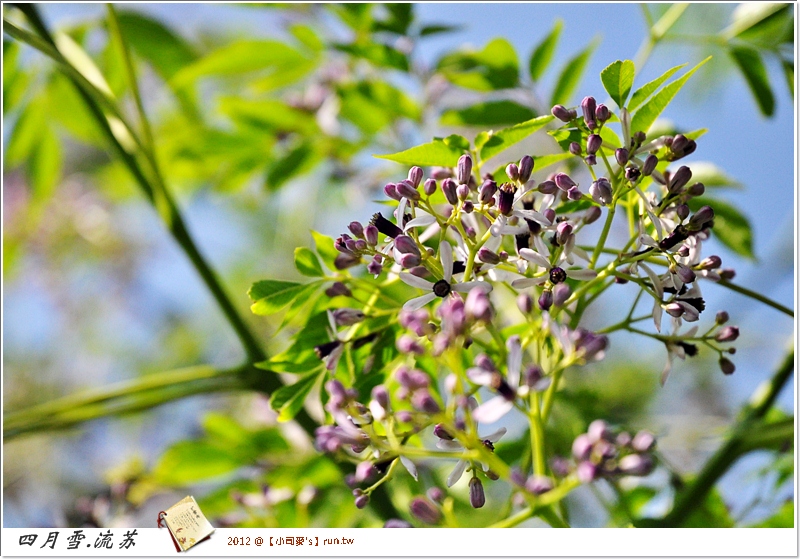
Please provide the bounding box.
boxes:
[525,475,554,495]
[423,178,437,196]
[720,268,736,280]
[469,477,485,509]
[506,163,520,182]
[577,461,597,483]
[581,96,597,129]
[396,180,420,201]
[359,225,377,246]
[631,430,656,453]
[616,431,632,447]
[716,311,730,324]
[543,208,556,223]
[427,487,445,504]
[584,154,597,166]
[554,172,577,191]
[354,239,367,252]
[457,154,473,184]
[431,167,452,180]
[587,419,612,443]
[615,148,629,166]
[510,468,527,487]
[462,200,474,213]
[625,166,641,182]
[687,182,705,197]
[719,357,736,375]
[552,283,571,307]
[409,497,441,525]
[475,179,496,205]
[524,364,543,388]
[384,519,413,528]
[633,131,646,145]
[371,384,390,410]
[556,222,573,246]
[665,302,684,318]
[567,186,583,201]
[367,255,383,275]
[333,308,366,326]
[408,166,424,188]
[699,255,722,270]
[326,379,348,402]
[456,183,470,202]
[498,183,516,216]
[595,103,610,123]
[433,423,454,440]
[668,166,692,194]
[477,247,501,265]
[689,206,714,229]
[671,134,689,154]
[573,328,609,360]
[550,456,571,478]
[411,390,440,414]
[538,180,558,194]
[441,178,459,205]
[569,142,582,156]
[518,155,534,183]
[394,235,420,256]
[583,206,602,224]
[355,461,377,483]
[618,454,653,476]
[334,253,360,270]
[589,178,612,205]
[384,182,401,201]
[398,253,419,269]
[397,335,425,355]
[517,293,533,314]
[674,263,696,284]
[354,494,370,509]
[715,326,739,342]
[673,204,689,221]
[538,290,553,311]
[396,410,413,422]
[642,154,658,176]
[465,288,493,322]
[586,134,602,155]
[326,282,352,298]
[348,221,365,239]
[572,434,593,461]
[551,104,573,122]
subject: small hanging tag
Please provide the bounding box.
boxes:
[157,496,215,552]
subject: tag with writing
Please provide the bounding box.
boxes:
[158,496,215,552]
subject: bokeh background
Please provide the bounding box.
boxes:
[3,3,794,528]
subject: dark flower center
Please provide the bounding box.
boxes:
[433,279,452,298]
[549,266,567,284]
[370,212,403,239]
[498,184,517,216]
[482,440,495,452]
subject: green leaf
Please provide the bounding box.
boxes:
[600,59,635,108]
[683,488,735,528]
[171,40,308,87]
[265,141,318,191]
[338,80,420,134]
[442,134,471,151]
[440,100,535,127]
[289,23,324,53]
[599,126,622,149]
[732,4,793,49]
[752,500,794,528]
[782,59,794,97]
[115,11,197,80]
[373,4,413,35]
[334,41,409,71]
[437,38,519,91]
[725,3,788,39]
[152,441,242,485]
[219,97,318,135]
[5,100,46,167]
[548,128,583,152]
[30,126,62,200]
[729,47,775,117]
[249,280,317,315]
[630,56,710,136]
[375,138,464,167]
[549,39,598,107]
[311,231,339,271]
[529,19,563,82]
[686,162,742,189]
[419,24,462,37]
[688,196,754,259]
[479,115,554,162]
[270,370,322,422]
[627,63,687,111]
[294,247,324,277]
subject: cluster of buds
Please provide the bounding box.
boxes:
[567,420,657,482]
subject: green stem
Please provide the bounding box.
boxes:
[529,394,546,476]
[590,206,616,269]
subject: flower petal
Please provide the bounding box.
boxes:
[437,439,464,451]
[514,209,551,226]
[439,241,453,282]
[467,367,494,386]
[404,214,437,230]
[403,292,437,311]
[473,397,515,424]
[399,272,434,290]
[482,426,508,443]
[447,459,469,487]
[506,337,522,387]
[565,268,597,281]
[453,280,493,294]
[533,234,551,258]
[511,277,547,289]
[400,455,418,481]
[639,263,663,299]
[519,248,551,269]
[652,300,663,332]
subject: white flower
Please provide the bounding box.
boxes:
[436,426,507,487]
[399,241,492,311]
[511,248,597,289]
[468,337,528,424]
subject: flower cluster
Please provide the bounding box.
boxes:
[306,90,740,524]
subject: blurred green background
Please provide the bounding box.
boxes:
[3,3,794,528]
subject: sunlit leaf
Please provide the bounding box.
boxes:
[219,97,318,135]
[116,11,197,80]
[729,47,775,117]
[549,39,598,107]
[529,19,563,82]
[440,100,535,127]
[289,23,324,52]
[265,141,319,191]
[600,59,635,108]
[30,126,62,200]
[270,370,322,422]
[249,280,319,315]
[311,231,339,270]
[375,138,464,167]
[437,38,519,91]
[631,57,710,135]
[152,441,242,485]
[334,41,409,71]
[480,115,554,162]
[419,24,462,37]
[627,63,686,111]
[294,247,324,277]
